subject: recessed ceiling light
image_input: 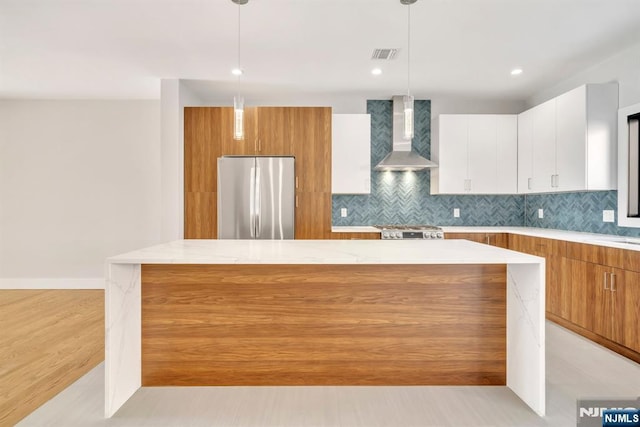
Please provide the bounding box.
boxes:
[371,68,382,76]
[231,68,243,76]
[511,68,523,76]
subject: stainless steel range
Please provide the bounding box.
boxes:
[375,225,445,240]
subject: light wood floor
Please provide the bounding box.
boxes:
[0,290,104,426]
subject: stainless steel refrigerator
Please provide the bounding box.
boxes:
[217,156,295,239]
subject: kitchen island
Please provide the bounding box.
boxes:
[105,239,545,417]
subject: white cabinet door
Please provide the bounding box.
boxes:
[517,83,617,194]
[437,115,468,193]
[518,109,534,193]
[468,115,497,193]
[531,99,556,192]
[556,85,587,192]
[495,115,518,193]
[434,114,517,194]
[331,114,371,194]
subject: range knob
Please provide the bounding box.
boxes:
[395,231,402,239]
[423,231,430,239]
[382,231,390,239]
[430,232,437,239]
[436,232,444,239]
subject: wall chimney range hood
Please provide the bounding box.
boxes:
[374,96,437,171]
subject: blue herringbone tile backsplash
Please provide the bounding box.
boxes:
[332,99,640,237]
[524,191,640,237]
[332,100,524,227]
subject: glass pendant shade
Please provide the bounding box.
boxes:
[403,95,414,140]
[233,95,244,140]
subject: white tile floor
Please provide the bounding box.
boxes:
[18,322,640,427]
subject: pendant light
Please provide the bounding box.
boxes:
[231,0,248,140]
[401,0,416,141]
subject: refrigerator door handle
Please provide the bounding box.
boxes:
[249,166,256,238]
[255,167,261,238]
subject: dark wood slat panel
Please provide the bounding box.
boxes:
[141,264,506,386]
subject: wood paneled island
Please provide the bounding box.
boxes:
[105,239,545,418]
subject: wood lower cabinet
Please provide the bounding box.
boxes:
[508,234,566,319]
[564,257,589,329]
[623,270,640,353]
[446,232,508,248]
[184,106,331,239]
[330,232,380,240]
[538,241,640,363]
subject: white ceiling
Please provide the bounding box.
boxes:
[2,0,640,101]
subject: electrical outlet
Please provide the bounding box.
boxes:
[538,209,544,219]
[340,208,348,218]
[603,210,615,223]
[453,208,460,218]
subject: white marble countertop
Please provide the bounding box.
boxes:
[107,239,543,265]
[331,225,640,252]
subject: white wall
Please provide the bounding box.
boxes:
[0,100,161,288]
[528,40,640,109]
[160,79,207,242]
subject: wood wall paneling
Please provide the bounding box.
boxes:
[184,192,216,239]
[256,107,294,155]
[141,264,507,386]
[295,192,332,239]
[185,106,332,239]
[184,107,221,193]
[291,107,332,192]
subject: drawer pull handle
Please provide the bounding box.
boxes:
[610,273,616,292]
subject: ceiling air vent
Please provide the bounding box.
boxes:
[371,48,399,60]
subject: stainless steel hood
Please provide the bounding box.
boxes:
[374,96,437,171]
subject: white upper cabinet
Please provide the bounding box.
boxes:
[431,114,517,194]
[331,114,371,194]
[517,83,618,194]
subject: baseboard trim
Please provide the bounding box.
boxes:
[547,312,640,364]
[0,278,104,290]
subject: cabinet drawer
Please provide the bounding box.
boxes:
[565,242,640,272]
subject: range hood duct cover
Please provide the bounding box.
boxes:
[374,96,437,171]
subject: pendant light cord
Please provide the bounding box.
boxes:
[407,3,411,97]
[237,3,241,96]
